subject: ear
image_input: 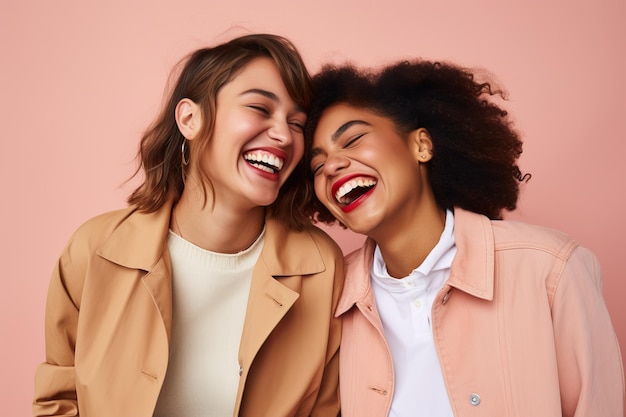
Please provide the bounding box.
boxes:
[175,98,203,140]
[408,128,434,163]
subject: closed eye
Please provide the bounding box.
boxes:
[344,133,365,148]
[310,159,325,176]
[248,105,270,115]
[289,120,305,133]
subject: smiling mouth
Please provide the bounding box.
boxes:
[244,151,285,174]
[335,176,377,206]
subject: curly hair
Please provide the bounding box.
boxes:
[128,33,314,230]
[304,59,529,223]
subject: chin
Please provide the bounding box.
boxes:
[343,212,385,236]
[342,221,373,236]
[254,195,280,208]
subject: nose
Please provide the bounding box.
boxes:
[323,152,350,176]
[267,120,293,145]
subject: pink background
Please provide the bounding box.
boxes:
[1,1,624,414]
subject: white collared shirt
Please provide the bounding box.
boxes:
[371,210,456,417]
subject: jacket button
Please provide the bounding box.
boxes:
[239,366,243,376]
[469,393,481,406]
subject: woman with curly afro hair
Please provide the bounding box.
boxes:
[304,60,624,417]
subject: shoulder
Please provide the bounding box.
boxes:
[455,207,579,257]
[487,219,603,293]
[66,206,138,251]
[53,207,141,304]
[266,218,344,260]
[490,220,605,309]
[490,219,577,256]
[303,224,345,259]
[296,224,346,276]
[73,206,137,234]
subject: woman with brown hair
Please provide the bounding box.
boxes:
[33,34,343,417]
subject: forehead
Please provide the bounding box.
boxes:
[313,103,387,141]
[223,57,283,90]
[320,102,373,120]
[218,57,305,113]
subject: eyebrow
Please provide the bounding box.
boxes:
[310,119,371,158]
[240,88,306,114]
[331,120,371,141]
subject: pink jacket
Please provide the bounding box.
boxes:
[336,208,624,416]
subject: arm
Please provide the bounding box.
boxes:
[551,246,625,417]
[33,241,84,416]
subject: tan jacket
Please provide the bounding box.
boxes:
[33,201,344,417]
[336,208,624,417]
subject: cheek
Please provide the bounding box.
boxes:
[230,117,257,138]
[292,134,305,162]
[313,178,329,203]
[358,146,383,163]
[216,110,257,139]
[281,136,304,178]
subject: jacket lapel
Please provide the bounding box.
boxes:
[96,201,174,337]
[238,217,327,370]
[142,255,173,340]
[238,263,300,369]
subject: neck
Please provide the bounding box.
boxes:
[172,185,266,254]
[373,200,446,279]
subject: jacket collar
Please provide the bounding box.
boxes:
[447,207,494,300]
[336,207,494,316]
[95,200,328,360]
[260,217,327,276]
[98,200,173,271]
[335,238,375,316]
[96,200,327,277]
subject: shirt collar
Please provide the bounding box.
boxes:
[336,208,495,317]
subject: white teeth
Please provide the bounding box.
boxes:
[335,178,377,202]
[250,163,275,173]
[244,151,284,171]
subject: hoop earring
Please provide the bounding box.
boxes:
[181,140,190,166]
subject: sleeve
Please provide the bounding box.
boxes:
[33,239,84,417]
[310,247,344,417]
[551,245,625,417]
